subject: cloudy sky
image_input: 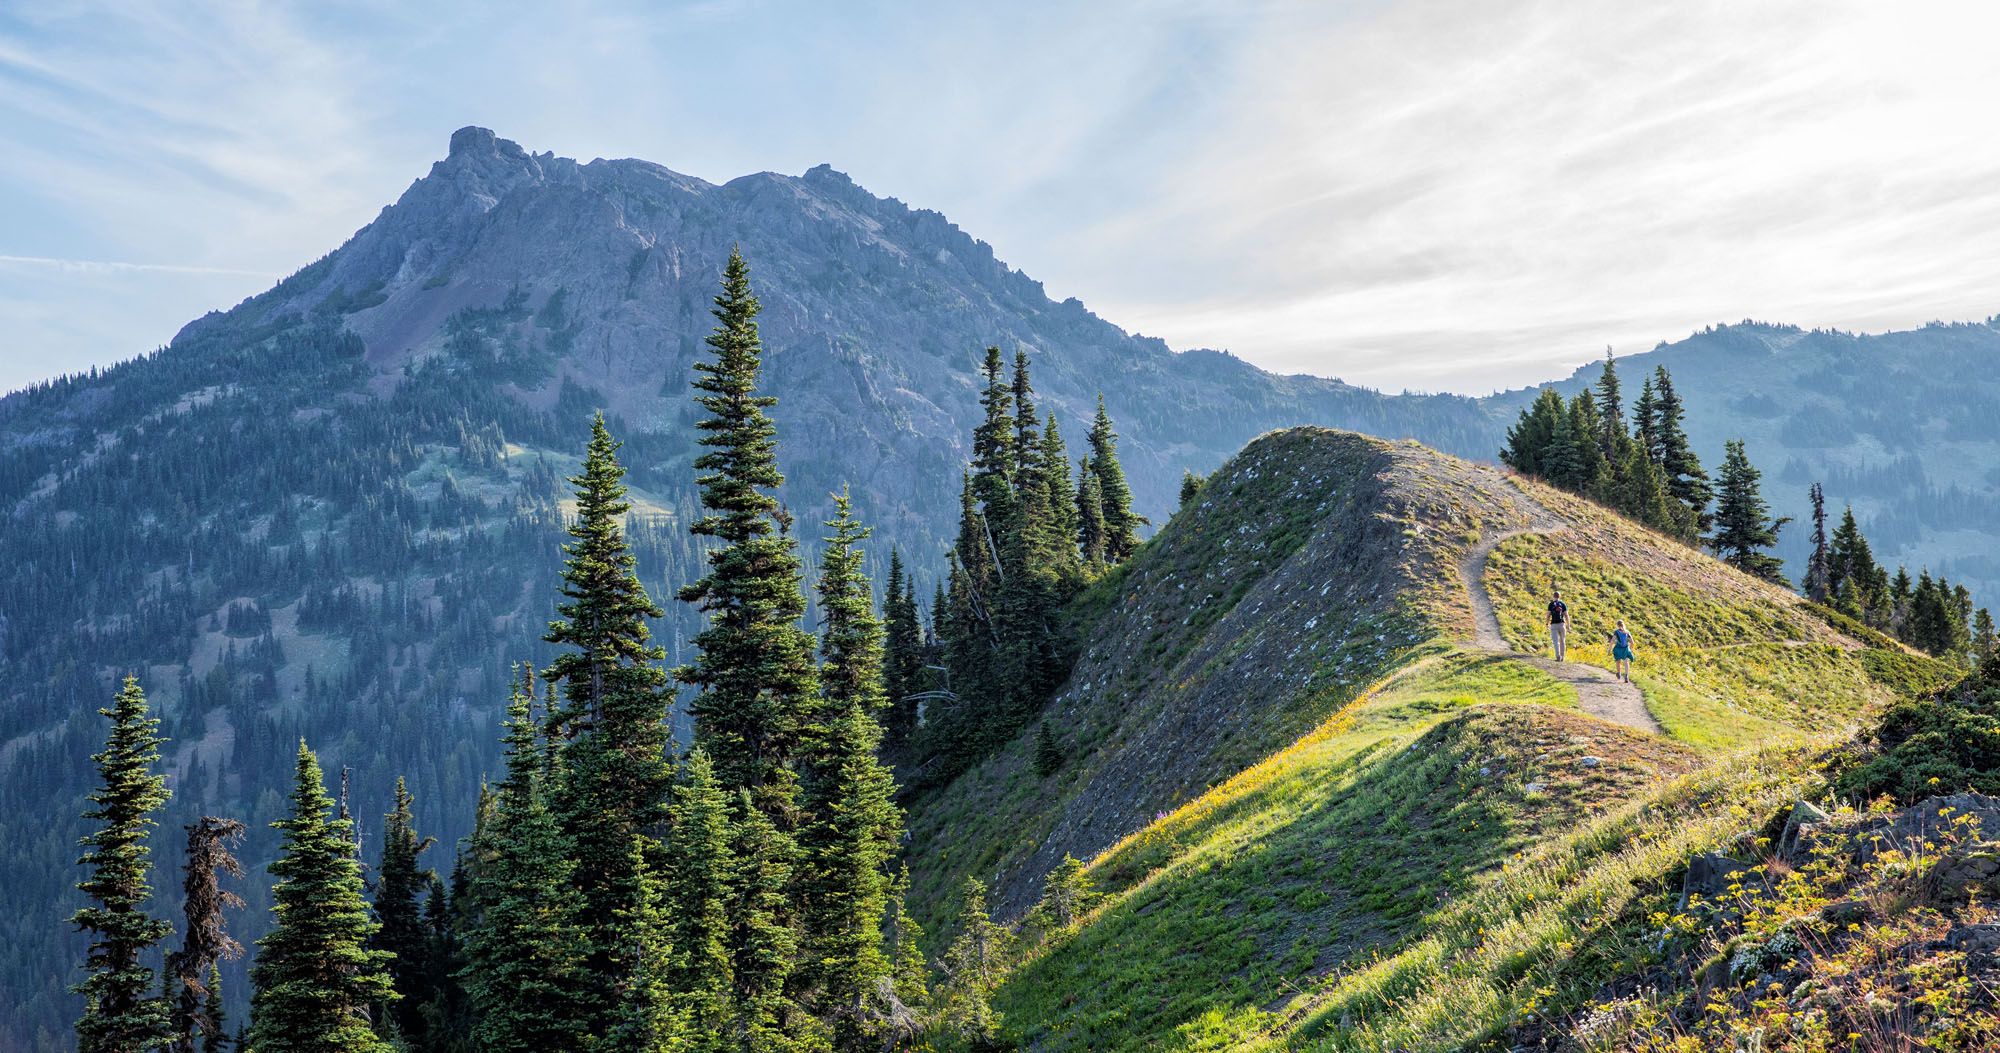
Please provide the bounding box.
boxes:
[4,0,1999,395]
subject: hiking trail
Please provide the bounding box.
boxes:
[1459,491,1662,735]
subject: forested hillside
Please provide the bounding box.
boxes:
[0,129,1482,1046]
[1507,321,2000,601]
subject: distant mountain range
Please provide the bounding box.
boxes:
[1,127,1994,1047]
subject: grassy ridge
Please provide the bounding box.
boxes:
[990,650,1698,1050]
[1482,529,1957,749]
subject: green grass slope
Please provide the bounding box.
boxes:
[903,427,1958,1051]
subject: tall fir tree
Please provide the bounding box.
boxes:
[1010,350,1040,481]
[1632,375,1661,465]
[166,816,246,1053]
[543,414,673,1007]
[1651,366,1712,537]
[419,871,469,1052]
[1827,506,1881,621]
[727,790,807,1050]
[249,742,396,1053]
[797,493,902,1048]
[1075,456,1108,568]
[462,676,592,1053]
[1802,483,1832,602]
[1708,439,1788,582]
[73,676,174,1053]
[1593,349,1625,458]
[605,845,688,1053]
[1615,437,1675,532]
[1499,388,1565,478]
[1087,396,1142,561]
[678,249,822,818]
[1973,608,1996,666]
[1039,414,1082,582]
[370,778,437,1047]
[880,550,925,746]
[664,751,734,1053]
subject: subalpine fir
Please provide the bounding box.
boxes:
[797,493,902,1048]
[543,414,673,1008]
[678,249,821,818]
[369,777,437,1045]
[462,676,592,1053]
[248,742,396,1053]
[72,677,174,1053]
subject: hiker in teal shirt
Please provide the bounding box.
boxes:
[1611,619,1635,682]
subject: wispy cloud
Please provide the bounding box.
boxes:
[0,254,277,278]
[4,0,2000,396]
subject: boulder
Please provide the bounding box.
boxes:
[1777,801,1831,862]
[1927,842,2000,903]
[1676,852,1762,915]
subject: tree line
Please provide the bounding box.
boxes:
[1503,353,1991,664]
[1800,483,1995,663]
[876,348,1142,786]
[68,252,1115,1052]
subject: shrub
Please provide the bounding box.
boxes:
[1838,660,2000,803]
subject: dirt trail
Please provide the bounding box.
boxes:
[1459,492,1663,735]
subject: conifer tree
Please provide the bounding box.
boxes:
[1615,438,1675,532]
[167,816,245,1053]
[936,878,1010,1049]
[543,414,673,1003]
[1088,396,1142,561]
[1908,571,1954,655]
[1632,376,1661,465]
[1593,349,1624,457]
[1037,855,1097,930]
[1708,440,1788,582]
[1973,608,1996,666]
[1565,392,1610,498]
[1179,470,1205,509]
[1827,506,1880,619]
[1033,720,1062,779]
[1499,388,1565,478]
[1010,350,1040,481]
[972,348,1017,509]
[370,778,436,1046]
[1539,401,1584,489]
[462,678,591,1053]
[73,676,174,1053]
[420,871,468,1052]
[884,867,928,1015]
[199,966,226,1053]
[880,551,925,745]
[727,790,806,1050]
[605,846,687,1053]
[664,751,734,1052]
[1075,456,1107,569]
[678,250,821,816]
[1651,366,1712,536]
[1039,414,1081,580]
[249,741,395,1053]
[797,493,901,1048]
[1802,483,1832,602]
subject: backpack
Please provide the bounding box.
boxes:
[1547,599,1567,624]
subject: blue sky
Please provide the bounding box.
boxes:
[4,1,2000,395]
